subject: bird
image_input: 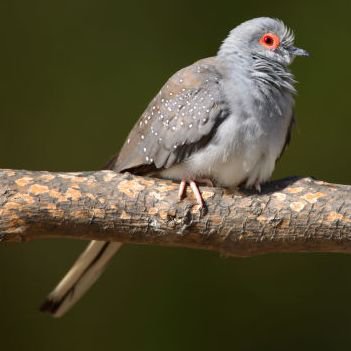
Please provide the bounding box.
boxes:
[40,17,308,317]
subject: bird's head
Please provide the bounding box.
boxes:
[219,17,309,66]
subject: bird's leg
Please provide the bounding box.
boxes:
[178,178,214,207]
[189,180,205,207]
[178,179,204,207]
[178,179,187,200]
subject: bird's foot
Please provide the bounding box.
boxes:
[178,178,214,208]
[245,180,262,193]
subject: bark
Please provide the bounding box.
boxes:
[0,168,350,256]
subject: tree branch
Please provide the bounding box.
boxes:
[0,169,350,256]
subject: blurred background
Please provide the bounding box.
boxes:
[0,0,350,350]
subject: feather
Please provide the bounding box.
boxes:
[40,241,122,317]
[109,57,230,174]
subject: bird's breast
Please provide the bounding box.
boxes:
[183,103,292,187]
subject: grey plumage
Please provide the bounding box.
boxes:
[113,57,230,173]
[40,17,308,317]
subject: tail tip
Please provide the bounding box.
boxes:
[39,297,62,317]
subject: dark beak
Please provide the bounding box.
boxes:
[290,46,309,57]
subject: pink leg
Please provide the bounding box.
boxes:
[189,180,205,207]
[178,179,187,200]
[178,178,213,208]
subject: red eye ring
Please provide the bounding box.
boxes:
[259,33,280,49]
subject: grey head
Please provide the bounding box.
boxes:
[217,17,309,100]
[218,17,309,67]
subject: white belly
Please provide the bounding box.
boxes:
[159,112,291,188]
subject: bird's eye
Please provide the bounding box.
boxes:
[259,33,280,49]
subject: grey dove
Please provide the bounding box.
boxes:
[40,17,308,317]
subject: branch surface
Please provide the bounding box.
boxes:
[0,169,350,256]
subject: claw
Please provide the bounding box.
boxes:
[254,182,261,193]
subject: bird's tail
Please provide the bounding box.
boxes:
[40,241,122,318]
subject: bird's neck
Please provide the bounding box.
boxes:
[250,54,296,96]
[220,53,296,95]
[218,54,296,118]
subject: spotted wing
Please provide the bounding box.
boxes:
[109,57,230,174]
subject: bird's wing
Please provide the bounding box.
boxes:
[109,57,230,174]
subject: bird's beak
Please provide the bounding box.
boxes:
[289,46,309,57]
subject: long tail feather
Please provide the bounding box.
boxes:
[40,241,122,317]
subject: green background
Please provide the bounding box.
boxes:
[0,1,350,350]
